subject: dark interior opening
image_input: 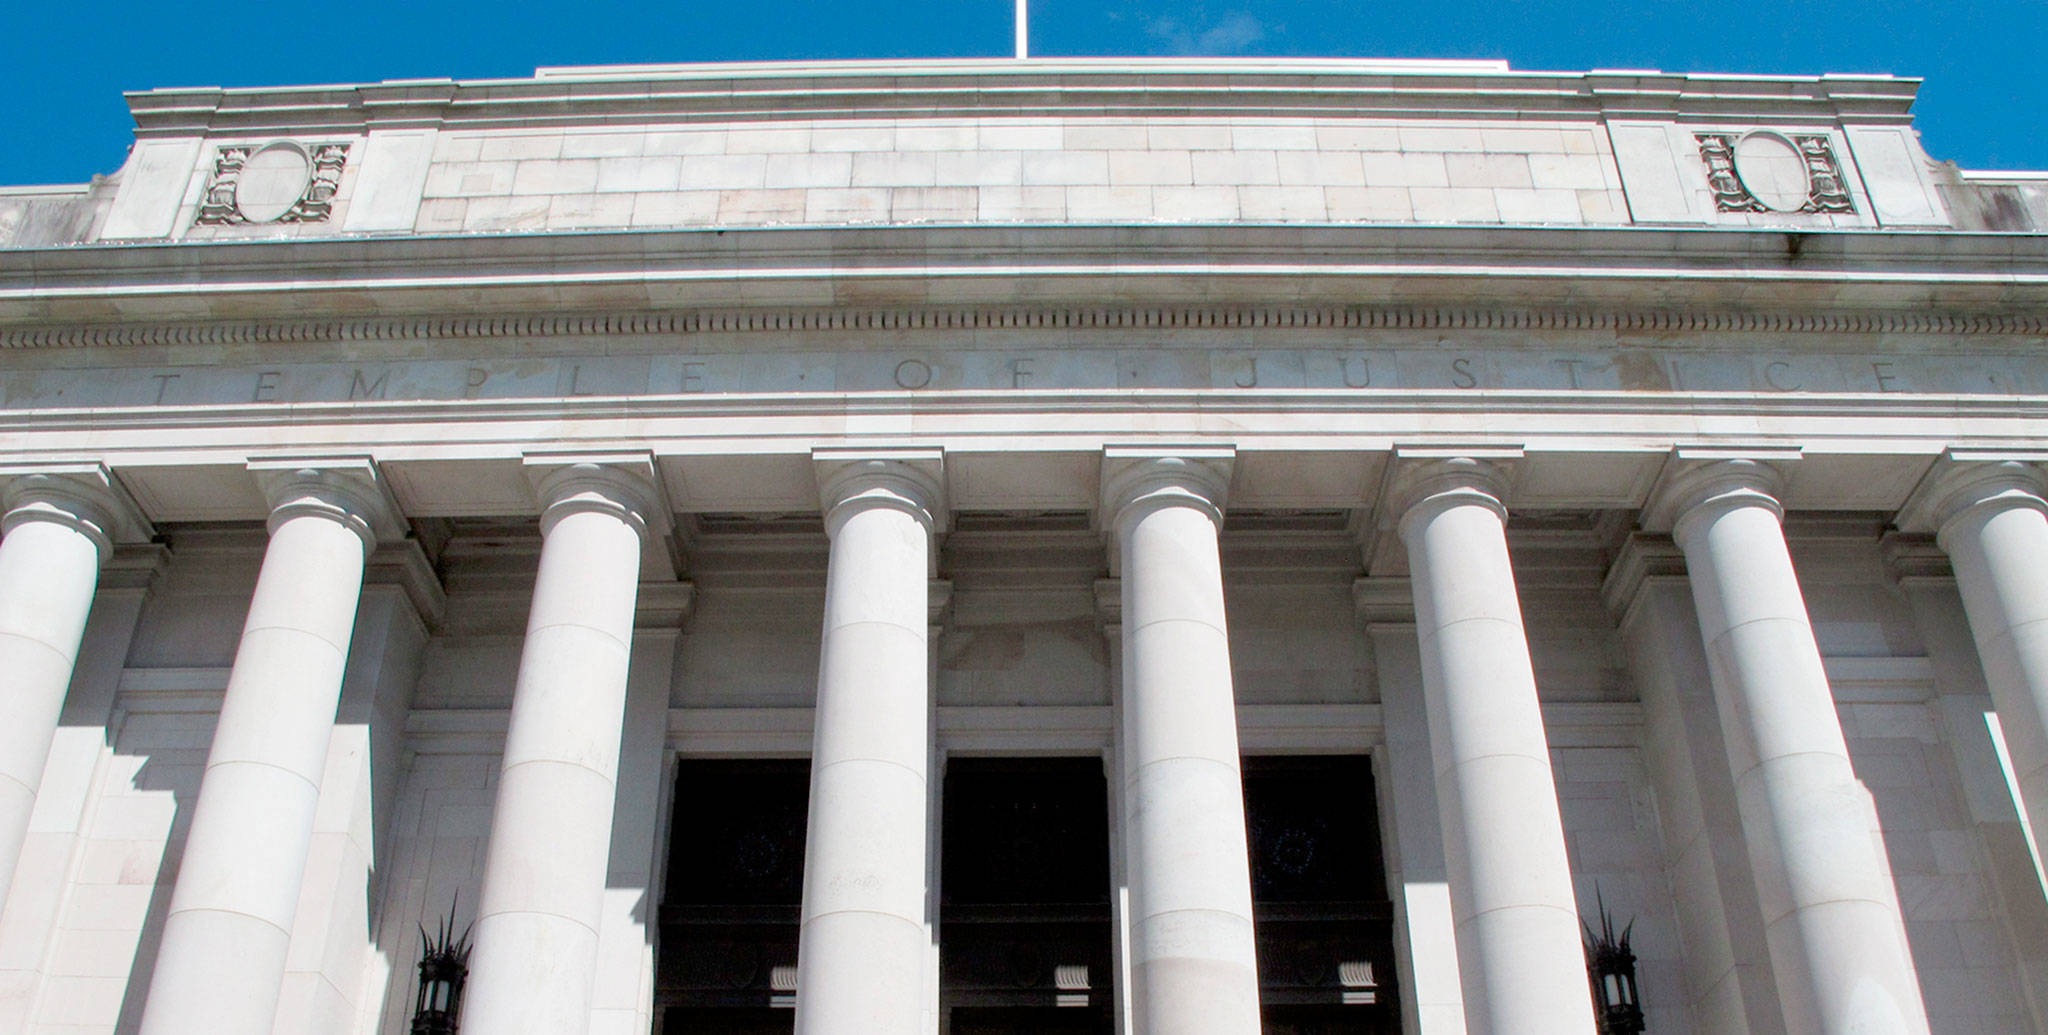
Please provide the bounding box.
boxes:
[655,759,808,1034]
[1245,754,1402,1034]
[940,756,1113,1035]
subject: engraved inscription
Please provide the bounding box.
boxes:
[6,346,2036,412]
[1450,357,1478,389]
[350,368,390,400]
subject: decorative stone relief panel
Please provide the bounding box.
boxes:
[195,141,349,225]
[1695,131,1853,214]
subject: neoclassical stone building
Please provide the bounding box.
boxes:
[0,56,2046,1035]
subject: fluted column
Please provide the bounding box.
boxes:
[463,456,667,1035]
[1103,448,1261,1035]
[0,464,149,912]
[139,459,401,1035]
[1392,454,1595,1033]
[1647,457,1929,1034]
[1902,457,2048,890]
[794,448,943,1035]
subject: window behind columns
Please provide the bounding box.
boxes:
[941,756,1113,1034]
[655,759,808,1035]
[1246,754,1402,1035]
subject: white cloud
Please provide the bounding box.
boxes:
[1147,10,1268,55]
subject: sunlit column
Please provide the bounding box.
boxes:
[1649,456,1930,1034]
[464,456,667,1035]
[0,464,149,912]
[139,460,400,1035]
[1104,448,1261,1035]
[1393,454,1596,1033]
[794,449,944,1035]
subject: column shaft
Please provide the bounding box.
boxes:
[1661,462,1929,1034]
[464,464,655,1035]
[139,468,384,1035]
[794,457,937,1035]
[0,511,106,908]
[1396,460,1596,1033]
[1934,474,2048,875]
[1110,454,1260,1035]
[1604,538,1782,1035]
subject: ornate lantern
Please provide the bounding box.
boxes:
[410,906,474,1035]
[1583,893,1644,1035]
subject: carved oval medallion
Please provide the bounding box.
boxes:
[1732,133,1810,212]
[236,143,313,222]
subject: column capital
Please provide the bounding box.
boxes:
[1599,533,1690,626]
[1352,577,1415,627]
[813,447,946,536]
[1384,448,1519,544]
[250,456,406,553]
[0,462,154,564]
[1099,445,1233,533]
[1642,450,1797,538]
[1895,451,2048,540]
[524,451,671,541]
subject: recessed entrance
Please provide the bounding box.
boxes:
[655,759,808,1033]
[940,756,1113,1035]
[1246,755,1401,1034]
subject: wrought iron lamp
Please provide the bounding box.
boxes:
[1583,893,1645,1035]
[410,906,474,1035]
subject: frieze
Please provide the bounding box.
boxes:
[7,345,2048,411]
[6,304,2048,350]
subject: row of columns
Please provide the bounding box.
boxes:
[3,448,2048,1033]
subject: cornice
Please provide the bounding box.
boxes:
[121,59,1921,137]
[5,224,2048,331]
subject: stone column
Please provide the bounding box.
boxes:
[1601,535,1782,1035]
[0,544,163,1035]
[138,459,401,1035]
[1647,457,1930,1034]
[1102,448,1261,1035]
[794,449,943,1035]
[0,464,149,912]
[1883,534,2048,1028]
[273,544,441,1035]
[1391,454,1596,1033]
[463,457,667,1035]
[1902,458,2048,882]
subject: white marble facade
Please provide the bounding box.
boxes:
[0,56,2045,1035]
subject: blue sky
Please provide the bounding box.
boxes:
[4,0,2042,185]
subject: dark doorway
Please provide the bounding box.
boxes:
[940,757,1113,1035]
[1245,755,1402,1034]
[654,759,807,1034]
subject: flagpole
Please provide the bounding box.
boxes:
[1014,0,1029,58]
